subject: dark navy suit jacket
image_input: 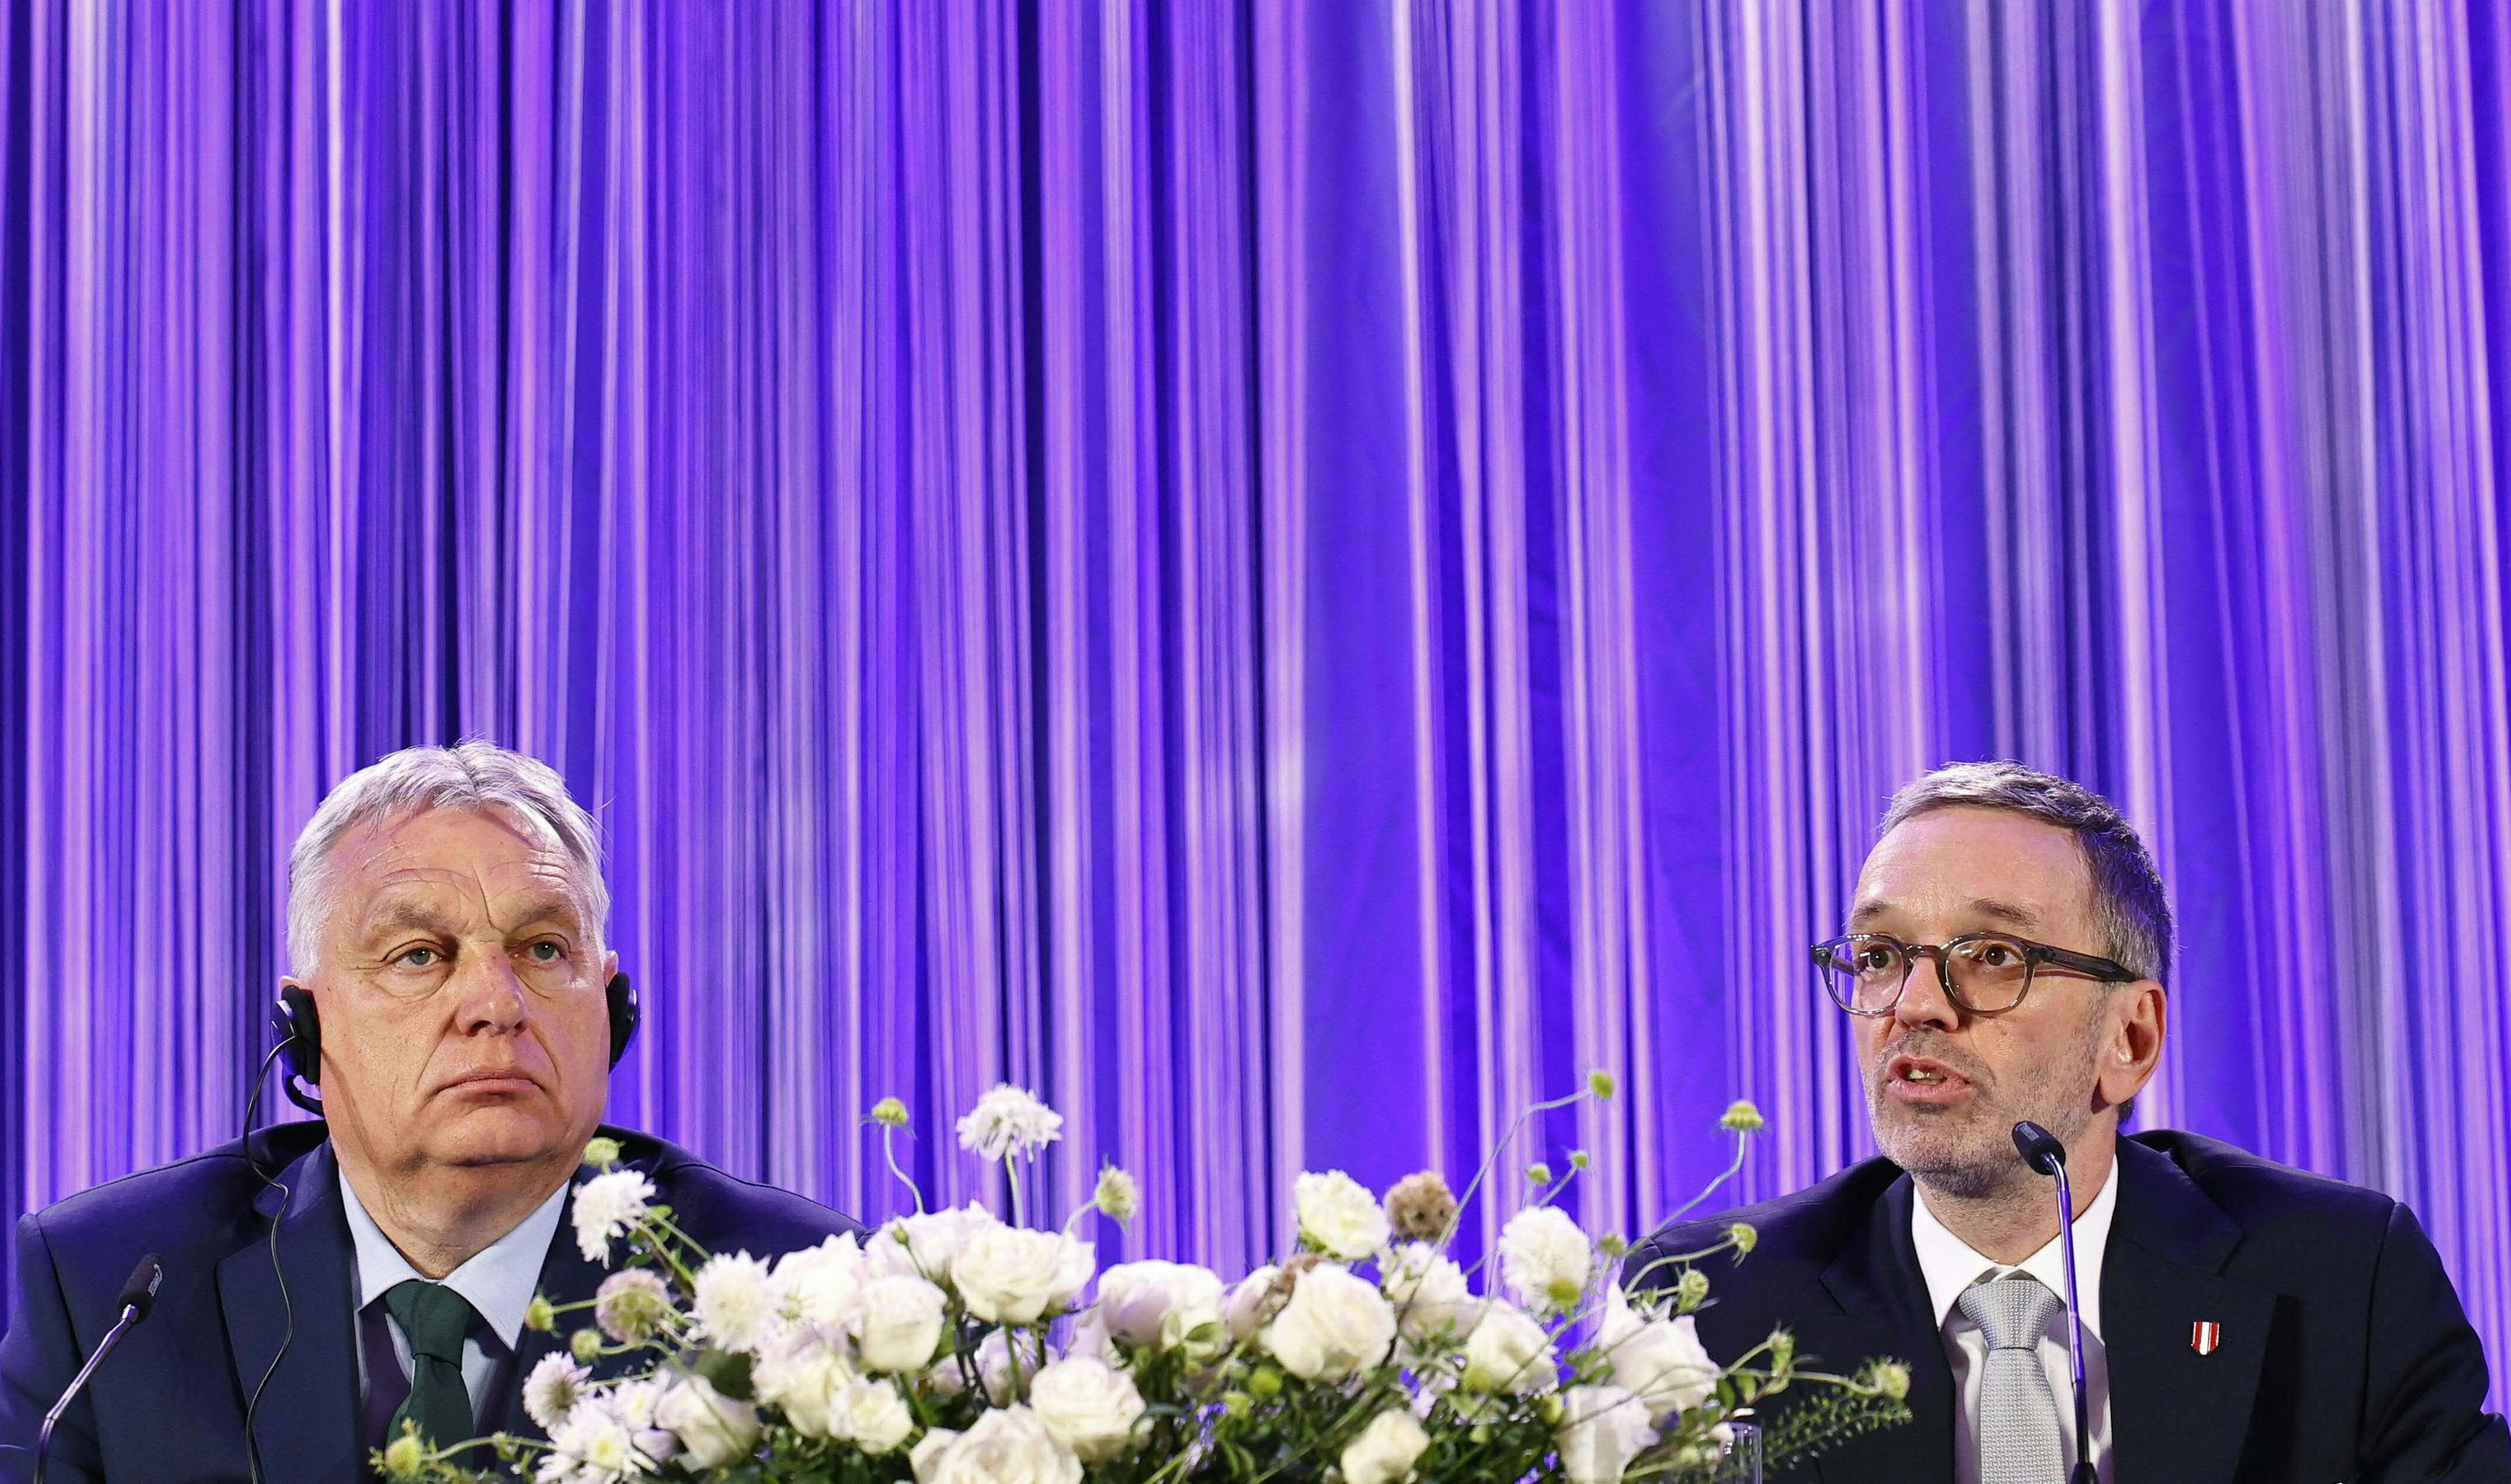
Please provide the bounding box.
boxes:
[1628,1131,2511,1483]
[0,1122,863,1483]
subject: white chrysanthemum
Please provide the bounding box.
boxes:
[1598,1287,1718,1421]
[1294,1171,1393,1260]
[545,1400,658,1484]
[956,1085,1067,1162]
[523,1352,591,1432]
[572,1170,658,1266]
[1497,1204,1596,1312]
[692,1252,781,1353]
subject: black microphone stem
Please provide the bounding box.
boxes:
[35,1303,142,1484]
[2045,1156,2098,1484]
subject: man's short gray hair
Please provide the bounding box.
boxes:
[1879,760,2174,985]
[286,741,609,975]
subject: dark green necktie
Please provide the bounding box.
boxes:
[383,1279,479,1451]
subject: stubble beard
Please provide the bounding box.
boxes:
[1865,1013,2110,1201]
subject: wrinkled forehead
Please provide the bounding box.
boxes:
[1850,805,2098,934]
[319,803,599,932]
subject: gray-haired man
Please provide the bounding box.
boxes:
[0,742,861,1482]
[1630,762,2510,1483]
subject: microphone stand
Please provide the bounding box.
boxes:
[36,1255,163,1484]
[2013,1122,2098,1484]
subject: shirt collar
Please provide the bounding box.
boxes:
[339,1166,570,1352]
[1909,1154,2119,1341]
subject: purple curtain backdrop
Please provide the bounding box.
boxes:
[5,0,2510,1406]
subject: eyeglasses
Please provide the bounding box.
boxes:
[1810,932,2139,1017]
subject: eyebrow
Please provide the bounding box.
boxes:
[353,893,587,945]
[1847,896,2044,930]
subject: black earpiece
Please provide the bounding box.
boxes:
[267,971,639,1115]
[271,985,324,1115]
[605,971,638,1066]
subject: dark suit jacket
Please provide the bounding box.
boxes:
[0,1122,863,1483]
[1627,1131,2511,1483]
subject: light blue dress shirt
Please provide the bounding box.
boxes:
[339,1170,570,1418]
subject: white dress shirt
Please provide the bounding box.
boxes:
[340,1170,570,1419]
[1911,1165,2119,1484]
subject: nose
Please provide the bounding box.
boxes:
[452,956,529,1037]
[1890,955,1962,1033]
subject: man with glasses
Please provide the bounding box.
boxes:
[1628,761,2508,1483]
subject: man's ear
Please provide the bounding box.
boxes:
[2098,982,2167,1108]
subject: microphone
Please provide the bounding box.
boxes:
[2012,1123,2097,1484]
[35,1255,163,1484]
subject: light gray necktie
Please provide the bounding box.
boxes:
[1956,1273,2068,1484]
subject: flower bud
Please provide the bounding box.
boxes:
[870,1096,911,1128]
[1538,1394,1565,1428]
[1726,1222,1758,1256]
[1567,1149,1591,1172]
[1675,1268,1711,1311]
[581,1136,623,1168]
[1596,1232,1629,1260]
[1248,1366,1284,1401]
[1587,1070,1617,1101]
[1873,1360,1910,1401]
[523,1294,556,1332]
[1093,1166,1141,1222]
[571,1327,603,1363]
[381,1430,427,1481]
[1719,1100,1765,1134]
[1524,1162,1554,1187]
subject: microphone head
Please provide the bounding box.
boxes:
[116,1255,164,1322]
[2011,1121,2067,1175]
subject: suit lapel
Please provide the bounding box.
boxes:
[2104,1138,2276,1483]
[493,1170,646,1440]
[216,1139,364,1480]
[1804,1175,1956,1484]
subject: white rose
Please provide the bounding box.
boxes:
[951,1228,1095,1324]
[1092,1261,1225,1353]
[1294,1171,1393,1260]
[1460,1302,1558,1395]
[692,1252,782,1353]
[751,1336,853,1436]
[1556,1385,1660,1483]
[655,1375,760,1470]
[1379,1243,1477,1345]
[828,1377,917,1454]
[855,1273,949,1373]
[976,1326,1061,1405]
[775,1235,867,1329]
[1027,1356,1148,1462]
[1597,1287,1717,1420]
[870,1204,1002,1283]
[912,1406,1082,1484]
[1261,1264,1397,1381]
[1497,1205,1596,1312]
[1340,1408,1432,1484]
[1222,1265,1283,1341]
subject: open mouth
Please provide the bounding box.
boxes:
[1885,1054,1973,1102]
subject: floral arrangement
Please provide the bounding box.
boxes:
[380,1077,1907,1484]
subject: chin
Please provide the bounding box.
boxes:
[431,1106,576,1168]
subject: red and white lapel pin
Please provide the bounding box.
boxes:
[2191,1320,2223,1356]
